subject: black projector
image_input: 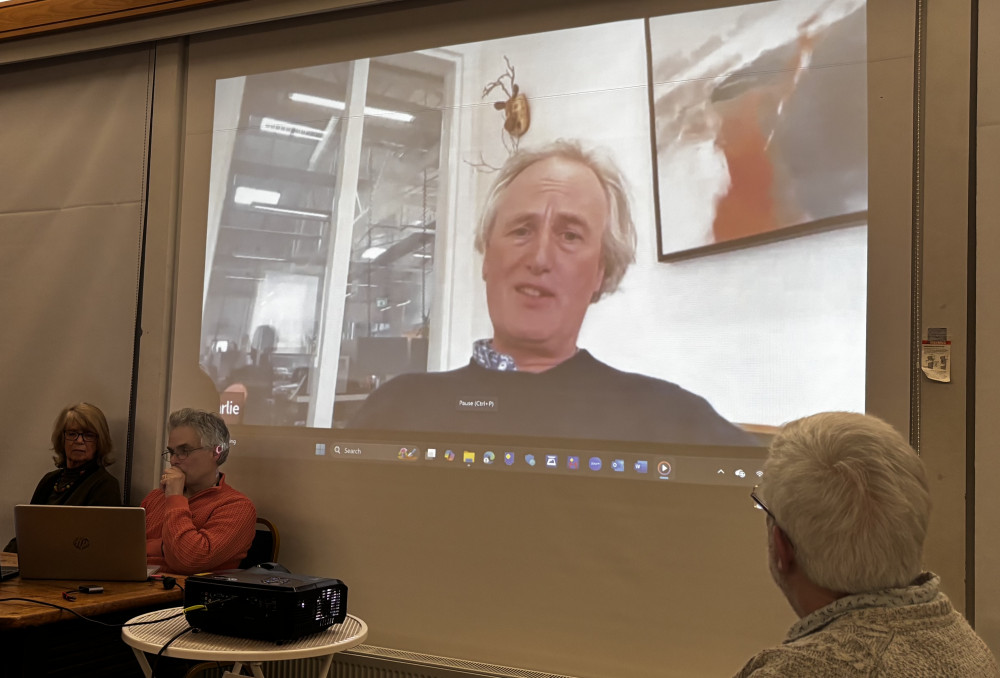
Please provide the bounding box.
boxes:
[184,567,348,642]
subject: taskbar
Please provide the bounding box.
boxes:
[311,440,766,486]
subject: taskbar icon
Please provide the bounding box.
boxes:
[397,446,420,461]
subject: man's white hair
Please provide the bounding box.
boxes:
[761,411,931,593]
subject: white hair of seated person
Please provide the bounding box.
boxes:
[761,411,931,594]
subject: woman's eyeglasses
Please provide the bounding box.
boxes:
[64,430,98,443]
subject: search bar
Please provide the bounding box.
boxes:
[330,442,416,461]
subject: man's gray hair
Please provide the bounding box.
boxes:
[474,139,637,302]
[761,411,931,594]
[168,408,232,464]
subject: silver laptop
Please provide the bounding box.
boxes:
[14,504,153,581]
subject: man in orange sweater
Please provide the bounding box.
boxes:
[143,408,256,575]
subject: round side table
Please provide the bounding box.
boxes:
[122,607,368,678]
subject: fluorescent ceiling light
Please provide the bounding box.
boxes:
[234,187,281,206]
[394,300,411,308]
[289,93,415,123]
[290,93,346,110]
[361,246,387,260]
[252,205,329,219]
[260,117,324,141]
[232,253,288,262]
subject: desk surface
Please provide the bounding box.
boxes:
[122,607,368,661]
[0,552,183,629]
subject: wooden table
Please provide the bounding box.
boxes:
[0,552,183,628]
[0,552,185,676]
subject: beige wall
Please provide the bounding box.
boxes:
[976,0,1000,652]
[919,0,974,615]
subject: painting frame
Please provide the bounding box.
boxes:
[645,1,868,262]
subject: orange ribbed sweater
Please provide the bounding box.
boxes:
[142,473,256,575]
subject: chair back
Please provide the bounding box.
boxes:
[239,517,280,569]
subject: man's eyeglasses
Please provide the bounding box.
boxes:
[64,430,98,443]
[162,445,209,462]
[751,485,778,523]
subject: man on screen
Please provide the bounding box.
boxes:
[349,140,753,445]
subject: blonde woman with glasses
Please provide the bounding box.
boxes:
[3,402,121,552]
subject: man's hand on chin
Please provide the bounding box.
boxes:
[161,465,186,496]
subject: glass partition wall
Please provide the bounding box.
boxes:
[202,56,446,428]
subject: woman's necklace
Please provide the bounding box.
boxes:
[52,466,87,493]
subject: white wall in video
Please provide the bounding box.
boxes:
[199,0,867,442]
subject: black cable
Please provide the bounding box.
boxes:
[156,575,181,592]
[2,597,211,678]
[151,626,196,678]
[0,597,203,627]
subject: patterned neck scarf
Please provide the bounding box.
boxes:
[49,459,99,500]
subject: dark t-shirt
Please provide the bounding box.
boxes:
[347,350,756,446]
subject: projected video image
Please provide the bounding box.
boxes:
[199,0,867,448]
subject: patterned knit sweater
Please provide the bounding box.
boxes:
[142,473,256,575]
[734,573,1000,677]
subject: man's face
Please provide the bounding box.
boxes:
[166,425,218,488]
[482,156,607,364]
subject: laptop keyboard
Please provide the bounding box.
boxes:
[0,564,19,581]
